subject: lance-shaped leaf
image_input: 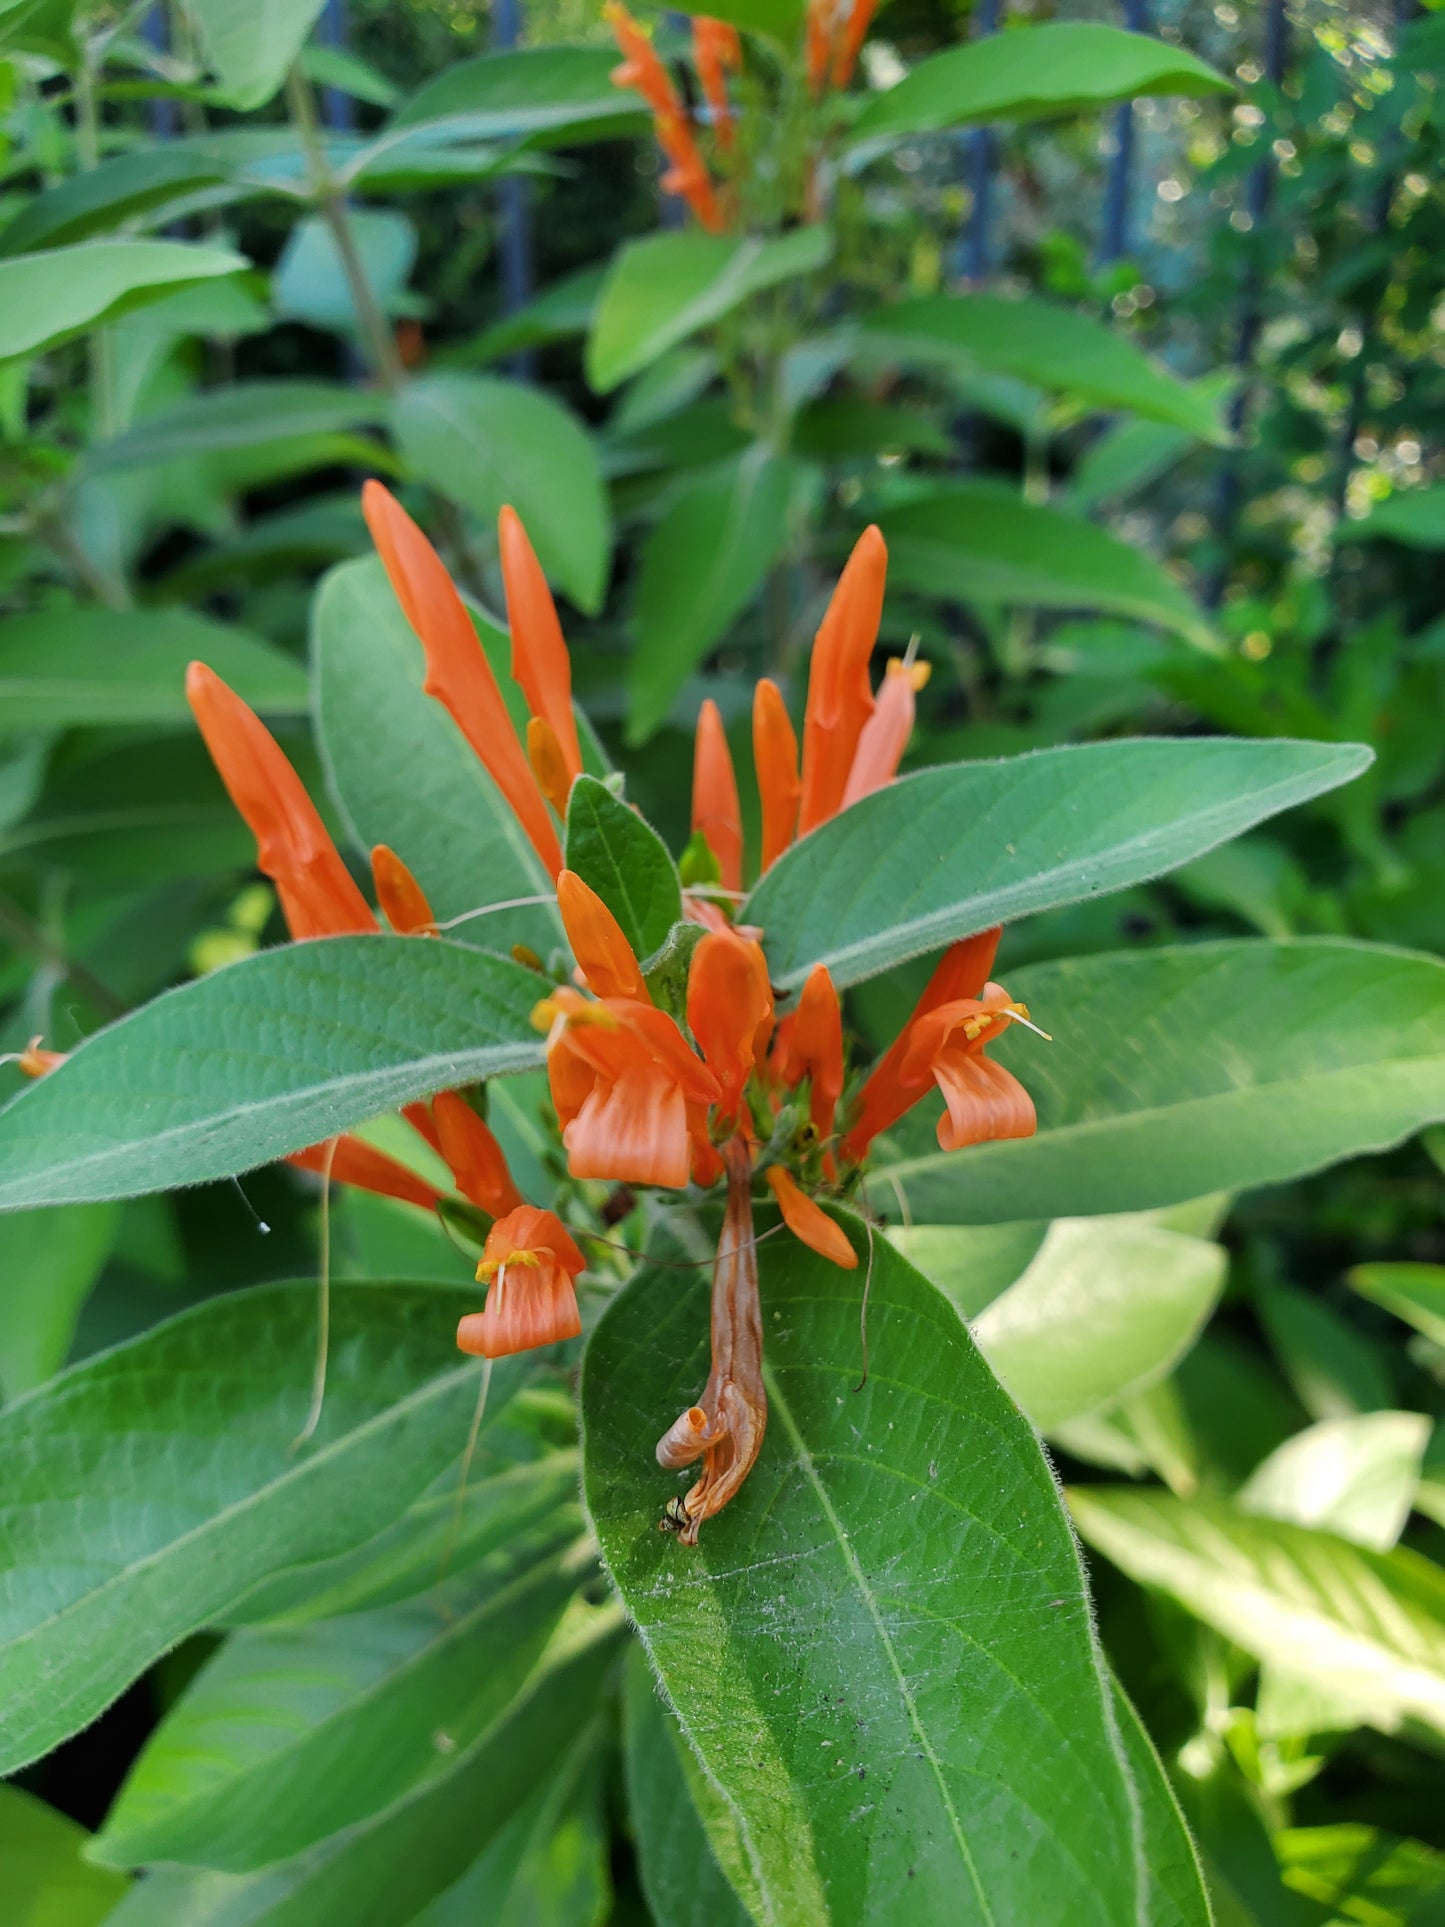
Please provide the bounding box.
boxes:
[313,557,563,962]
[0,1283,535,1775]
[564,775,682,963]
[582,1219,1207,1925]
[880,485,1219,650]
[92,1541,588,1873]
[850,23,1230,144]
[0,936,545,1211]
[858,294,1226,442]
[1347,1262,1445,1351]
[748,737,1370,992]
[867,940,1445,1225]
[1237,1412,1431,1553]
[1070,1487,1445,1739]
[392,45,647,146]
[0,147,233,256]
[0,1785,128,1926]
[0,239,247,364]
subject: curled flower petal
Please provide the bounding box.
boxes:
[499,505,583,789]
[289,1136,442,1213]
[187,663,375,941]
[432,1090,525,1217]
[766,1165,857,1269]
[840,656,929,810]
[361,481,561,878]
[798,526,887,835]
[370,844,434,935]
[17,1037,64,1078]
[692,698,743,894]
[753,678,800,873]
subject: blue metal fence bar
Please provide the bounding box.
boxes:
[1098,0,1148,264]
[493,0,537,342]
[957,0,1001,283]
[1204,0,1289,607]
[318,0,356,134]
[143,6,179,140]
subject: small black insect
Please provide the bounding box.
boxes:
[659,1495,691,1535]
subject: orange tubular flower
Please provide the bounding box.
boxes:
[608,4,726,233]
[753,679,801,872]
[498,505,583,797]
[289,1136,443,1213]
[797,525,888,836]
[457,1206,586,1360]
[186,663,375,941]
[693,18,740,149]
[841,657,930,810]
[540,987,720,1190]
[766,1165,857,1269]
[432,1090,525,1218]
[831,0,879,89]
[371,844,434,935]
[806,0,838,95]
[840,925,1004,1162]
[687,925,773,1125]
[771,963,844,1143]
[361,482,561,879]
[897,987,1038,1152]
[693,699,743,894]
[557,870,648,1003]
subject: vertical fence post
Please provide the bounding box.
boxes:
[1098,0,1147,264]
[317,0,356,134]
[493,0,536,372]
[957,0,1001,284]
[143,7,179,140]
[1204,0,1288,608]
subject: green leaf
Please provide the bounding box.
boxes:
[1256,1279,1395,1421]
[0,1282,538,1774]
[457,263,605,368]
[0,607,306,730]
[274,210,417,333]
[1070,1486,1445,1739]
[0,1202,118,1399]
[99,1607,623,1927]
[182,0,327,109]
[1277,1823,1445,1922]
[312,556,562,961]
[867,940,1445,1225]
[0,0,78,62]
[623,1647,755,1927]
[0,936,545,1211]
[82,381,384,474]
[1238,1412,1431,1553]
[582,1217,1182,1925]
[0,1785,129,1926]
[859,294,1226,441]
[629,448,795,742]
[392,46,646,143]
[0,148,231,256]
[970,1214,1227,1431]
[563,774,682,962]
[880,484,1219,650]
[93,1543,586,1872]
[659,0,803,34]
[1348,1263,1445,1351]
[1109,1677,1213,1927]
[850,23,1231,144]
[586,227,832,393]
[748,737,1370,991]
[1354,485,1445,550]
[393,374,610,614]
[0,241,247,365]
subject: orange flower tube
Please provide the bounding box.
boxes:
[831,0,879,89]
[457,1206,586,1359]
[694,18,741,149]
[753,679,801,873]
[840,926,1003,1162]
[289,1136,443,1213]
[370,844,434,935]
[498,506,583,793]
[692,699,744,894]
[687,924,773,1125]
[840,657,930,810]
[361,482,561,878]
[608,4,726,232]
[187,663,375,941]
[432,1090,525,1217]
[797,526,887,836]
[771,962,844,1143]
[806,0,838,96]
[557,869,648,1003]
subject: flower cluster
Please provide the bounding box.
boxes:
[139,485,1039,1540]
[605,5,736,234]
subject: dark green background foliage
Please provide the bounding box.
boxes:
[0,0,1442,1922]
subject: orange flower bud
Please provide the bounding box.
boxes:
[831,0,878,89]
[687,924,773,1124]
[370,844,435,935]
[186,662,375,942]
[432,1090,525,1217]
[499,505,583,790]
[557,869,648,1003]
[753,678,800,873]
[771,962,844,1142]
[692,699,743,894]
[17,1037,64,1078]
[840,656,930,810]
[797,526,887,836]
[289,1135,442,1213]
[766,1166,857,1268]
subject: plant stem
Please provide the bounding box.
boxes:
[73,47,119,443]
[0,892,125,1020]
[285,65,405,394]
